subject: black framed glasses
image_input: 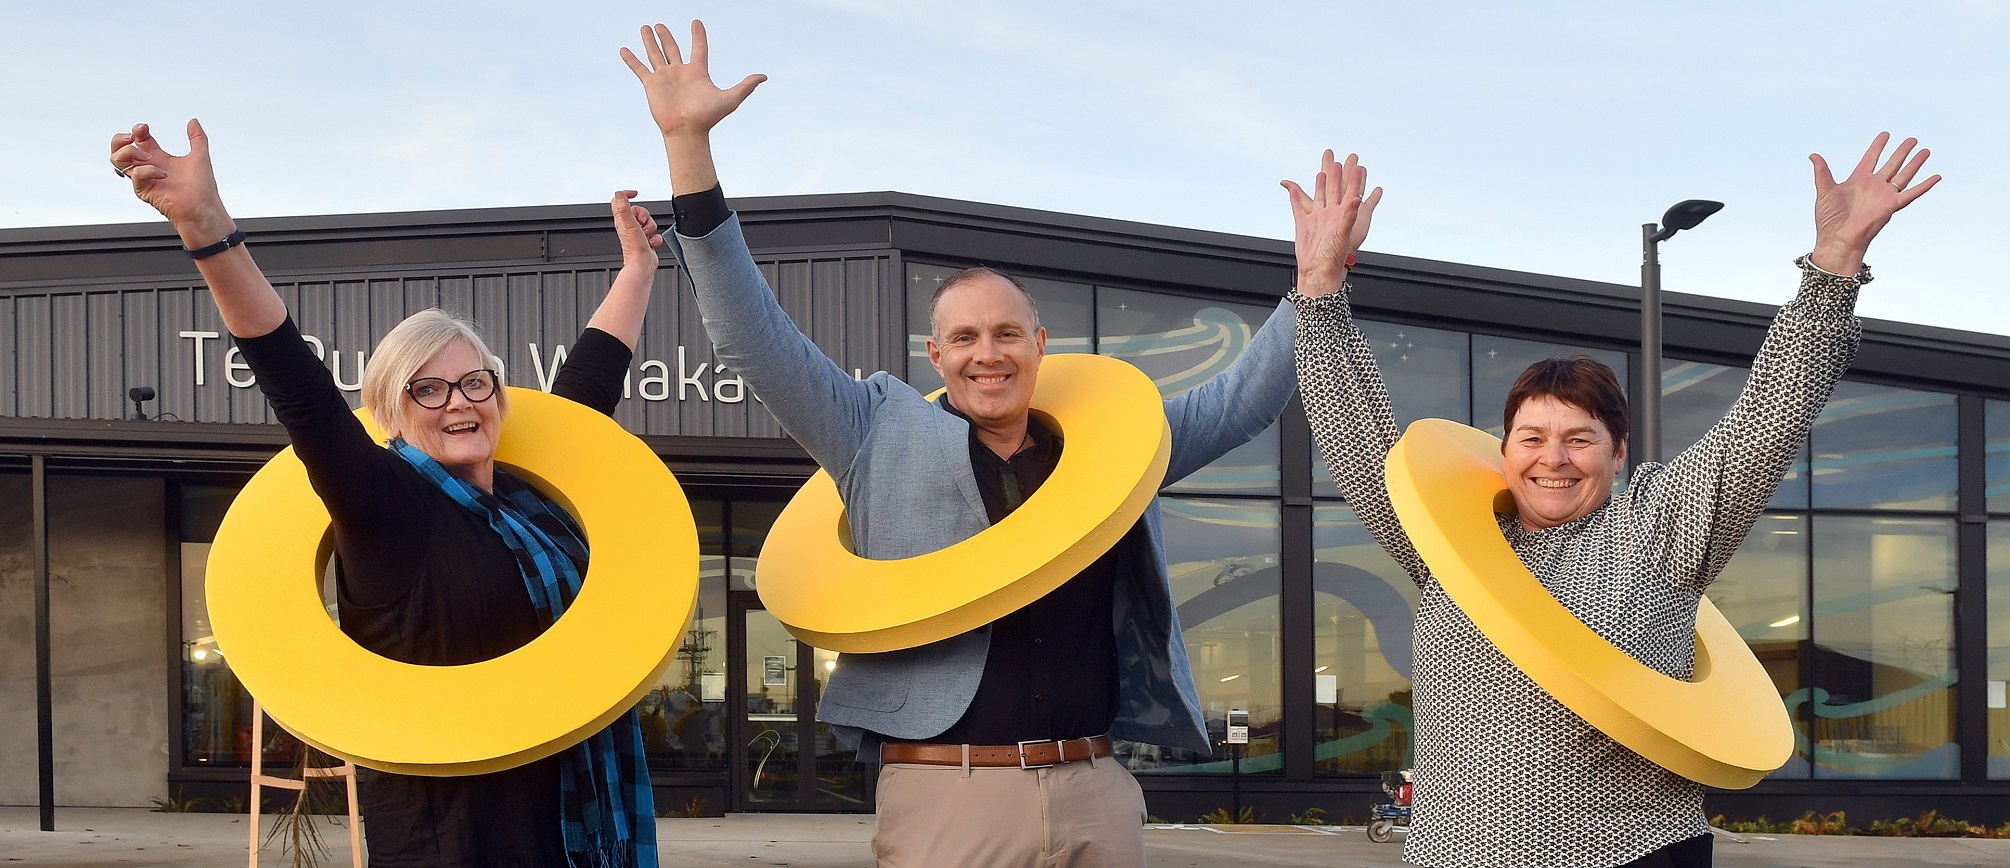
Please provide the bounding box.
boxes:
[404,369,499,409]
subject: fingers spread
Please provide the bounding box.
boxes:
[1281,180,1310,214]
[1876,136,1919,181]
[641,24,669,67]
[1850,131,1890,179]
[1897,173,1942,208]
[620,46,650,77]
[1809,154,1836,191]
[654,23,684,65]
[725,73,767,108]
[1892,148,1930,190]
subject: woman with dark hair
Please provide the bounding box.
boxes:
[110,119,665,867]
[1285,137,1937,867]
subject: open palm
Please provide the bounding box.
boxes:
[1810,132,1939,274]
[621,21,766,138]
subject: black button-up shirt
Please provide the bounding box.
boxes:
[923,399,1143,745]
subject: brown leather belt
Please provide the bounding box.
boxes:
[879,735,1112,769]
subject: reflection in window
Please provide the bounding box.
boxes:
[641,497,728,773]
[728,499,785,592]
[1987,524,2010,779]
[1469,336,1627,437]
[1987,401,2010,514]
[742,609,800,804]
[1102,288,1281,495]
[0,471,32,772]
[1128,497,1281,775]
[903,263,1093,394]
[1707,512,1810,778]
[1310,505,1417,775]
[1808,516,1957,779]
[1313,321,1470,498]
[1810,382,1956,511]
[176,480,317,769]
[1659,360,1808,509]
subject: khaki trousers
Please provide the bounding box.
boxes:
[872,755,1148,867]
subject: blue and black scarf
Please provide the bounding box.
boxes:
[391,439,658,868]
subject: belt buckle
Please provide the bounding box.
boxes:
[1017,738,1059,769]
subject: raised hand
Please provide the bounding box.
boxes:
[1810,132,1939,275]
[621,21,765,141]
[611,189,663,267]
[588,190,665,349]
[1282,150,1382,298]
[109,119,235,245]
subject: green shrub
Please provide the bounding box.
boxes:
[1711,810,2010,839]
[1196,806,1257,824]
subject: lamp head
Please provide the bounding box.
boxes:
[1661,199,1724,232]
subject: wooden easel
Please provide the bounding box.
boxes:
[248,700,363,867]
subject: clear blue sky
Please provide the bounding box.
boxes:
[6,2,2002,334]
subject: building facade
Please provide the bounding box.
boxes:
[2,192,2007,823]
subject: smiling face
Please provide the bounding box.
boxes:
[926,274,1047,431]
[387,338,503,490]
[1502,394,1626,531]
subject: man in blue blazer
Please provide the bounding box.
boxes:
[626,22,1301,866]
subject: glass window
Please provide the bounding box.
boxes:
[728,499,786,592]
[0,470,32,784]
[741,608,800,805]
[903,264,1093,395]
[1808,515,1958,779]
[1469,336,1628,438]
[642,496,728,773]
[1988,523,2010,779]
[1986,400,2010,514]
[1312,320,1469,498]
[179,480,317,769]
[1706,512,1810,778]
[1659,360,1808,509]
[1101,288,1281,495]
[1127,497,1282,775]
[1810,382,1957,511]
[1311,504,1418,775]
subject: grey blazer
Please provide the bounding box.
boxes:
[674,215,1297,753]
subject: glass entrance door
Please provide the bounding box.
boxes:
[731,600,871,811]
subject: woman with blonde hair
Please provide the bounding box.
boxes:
[112,119,665,867]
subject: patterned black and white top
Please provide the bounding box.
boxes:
[1291,257,1865,867]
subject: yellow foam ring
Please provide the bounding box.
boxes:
[757,353,1171,653]
[1384,418,1793,789]
[206,388,698,777]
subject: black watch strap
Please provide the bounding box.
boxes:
[185,228,247,260]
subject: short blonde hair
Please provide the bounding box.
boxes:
[362,309,509,439]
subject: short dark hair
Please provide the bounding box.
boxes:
[1502,356,1629,446]
[927,267,1041,337]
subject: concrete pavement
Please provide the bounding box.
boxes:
[6,808,2010,866]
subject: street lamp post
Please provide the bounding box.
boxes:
[1639,199,1723,464]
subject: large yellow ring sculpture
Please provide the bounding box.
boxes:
[1385,418,1792,789]
[758,353,1170,653]
[207,388,698,776]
